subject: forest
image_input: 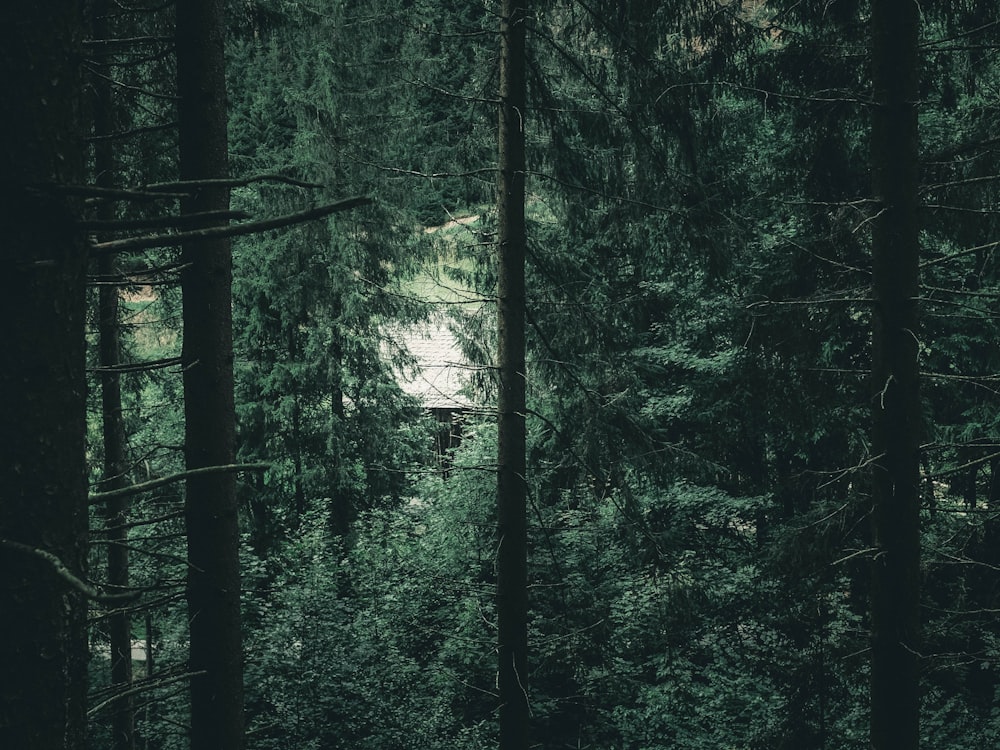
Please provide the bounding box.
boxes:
[2,1,1000,749]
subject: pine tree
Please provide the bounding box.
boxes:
[0,2,89,748]
[496,1,529,748]
[176,0,245,747]
[90,4,137,749]
[868,0,922,747]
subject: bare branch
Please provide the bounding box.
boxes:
[0,539,138,604]
[747,293,871,310]
[923,204,1000,216]
[82,35,174,49]
[920,173,1000,192]
[921,238,1000,269]
[143,173,325,191]
[101,510,185,533]
[89,462,270,505]
[89,262,191,287]
[88,671,207,718]
[83,64,180,101]
[36,184,188,201]
[79,209,251,231]
[923,450,1000,481]
[88,357,183,375]
[924,135,1000,164]
[91,197,372,254]
[85,121,177,143]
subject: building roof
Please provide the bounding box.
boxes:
[392,316,472,411]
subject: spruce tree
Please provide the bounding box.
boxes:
[0,2,89,748]
[869,0,921,746]
[176,0,245,747]
[90,4,137,749]
[496,1,529,748]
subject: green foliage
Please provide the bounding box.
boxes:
[243,428,500,749]
[227,1,448,547]
[78,0,1000,747]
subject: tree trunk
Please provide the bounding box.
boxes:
[92,3,136,747]
[0,3,89,748]
[176,1,245,747]
[496,1,529,749]
[869,0,921,747]
[99,258,136,750]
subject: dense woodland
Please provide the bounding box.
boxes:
[3,1,1000,749]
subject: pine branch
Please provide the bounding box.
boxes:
[88,462,270,505]
[91,197,372,254]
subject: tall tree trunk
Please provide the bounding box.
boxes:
[92,3,136,747]
[869,0,921,748]
[99,257,136,750]
[0,3,89,748]
[288,317,306,522]
[496,1,529,749]
[176,1,245,747]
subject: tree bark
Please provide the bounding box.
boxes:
[176,1,245,747]
[869,0,921,748]
[99,261,136,750]
[496,1,529,749]
[92,3,137,747]
[0,3,89,748]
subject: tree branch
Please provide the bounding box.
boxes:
[79,209,251,231]
[921,238,1000,269]
[0,539,138,604]
[85,121,177,143]
[88,462,270,505]
[91,197,372,254]
[82,35,174,49]
[88,357,183,374]
[143,173,325,191]
[88,671,207,718]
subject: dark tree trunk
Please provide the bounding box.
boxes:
[176,1,245,747]
[0,3,89,748]
[92,3,136,747]
[869,0,922,747]
[496,1,529,749]
[99,258,136,750]
[288,320,306,522]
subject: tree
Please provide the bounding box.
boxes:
[868,0,922,747]
[0,2,89,748]
[91,4,137,749]
[226,2,433,550]
[176,0,245,747]
[496,1,529,748]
